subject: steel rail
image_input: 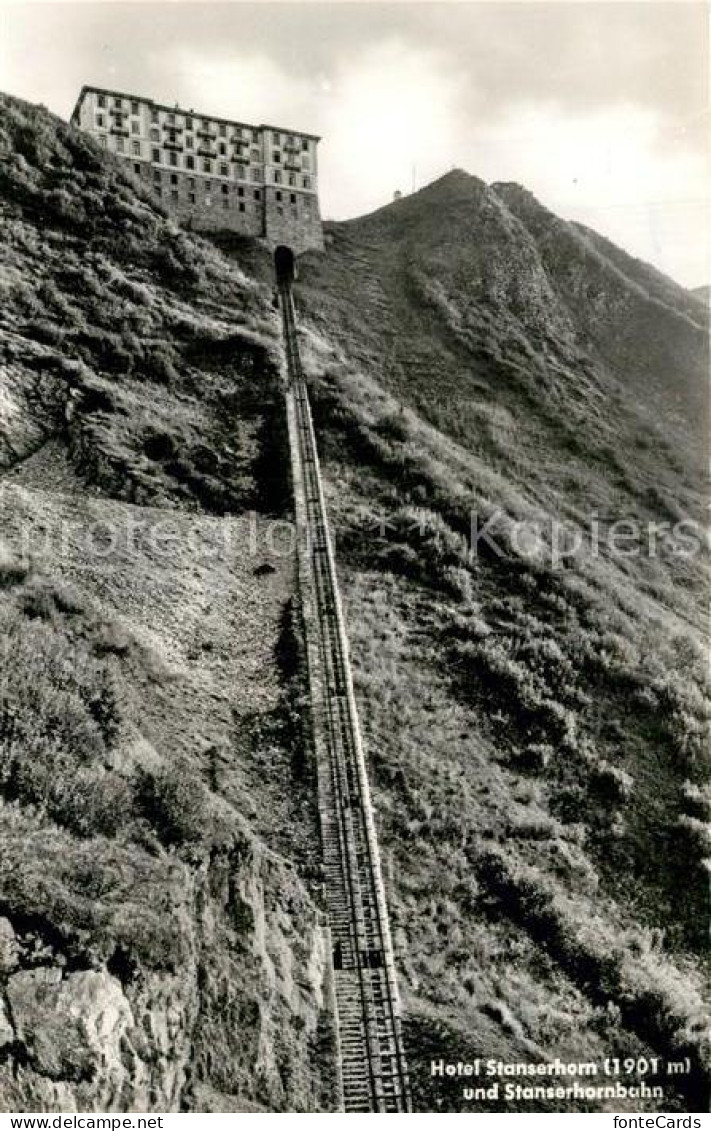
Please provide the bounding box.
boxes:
[279,280,411,1112]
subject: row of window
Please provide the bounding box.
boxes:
[95,117,312,167]
[107,136,313,187]
[133,165,311,218]
[92,94,310,150]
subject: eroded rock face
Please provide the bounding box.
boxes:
[0,838,337,1113]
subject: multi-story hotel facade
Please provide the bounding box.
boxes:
[71,86,324,254]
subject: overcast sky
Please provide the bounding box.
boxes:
[0,1,708,286]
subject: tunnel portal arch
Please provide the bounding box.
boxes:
[274,245,296,286]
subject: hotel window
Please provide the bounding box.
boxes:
[97,94,106,108]
[168,112,175,125]
[251,147,259,161]
[186,135,193,148]
[169,151,178,166]
[273,132,280,145]
[288,134,295,146]
[273,170,282,184]
[97,115,105,128]
[116,137,125,152]
[131,100,139,114]
[237,187,244,197]
[153,170,161,183]
[168,131,176,143]
[170,173,178,185]
[151,128,159,142]
[203,159,212,173]
[288,174,295,187]
[253,189,261,200]
[186,117,193,130]
[219,143,226,155]
[189,193,196,203]
[251,168,260,181]
[152,148,160,162]
[239,202,245,212]
[114,97,122,108]
[188,177,195,189]
[114,115,124,128]
[131,121,139,134]
[273,151,281,163]
[302,138,308,150]
[205,181,212,192]
[251,129,258,142]
[303,175,311,189]
[221,183,229,194]
[134,163,141,174]
[275,190,282,201]
[132,141,141,155]
[151,109,159,123]
[186,156,195,170]
[236,164,246,179]
[171,189,179,200]
[201,118,209,129]
[219,163,228,177]
[219,122,226,136]
[290,193,296,203]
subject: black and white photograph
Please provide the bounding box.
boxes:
[0,0,708,1118]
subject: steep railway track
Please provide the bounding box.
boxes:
[278,277,411,1113]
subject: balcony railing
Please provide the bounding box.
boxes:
[110,126,129,137]
[196,128,216,139]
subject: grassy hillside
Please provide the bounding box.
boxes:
[0,94,335,1113]
[294,174,710,1111]
[0,94,708,1114]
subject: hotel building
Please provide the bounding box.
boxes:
[71,86,324,254]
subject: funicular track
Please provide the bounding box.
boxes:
[278,277,411,1112]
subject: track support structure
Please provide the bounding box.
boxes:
[279,278,411,1113]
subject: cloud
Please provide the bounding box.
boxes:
[321,38,464,216]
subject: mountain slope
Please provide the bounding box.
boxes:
[294,172,710,1110]
[0,97,708,1114]
[0,93,337,1113]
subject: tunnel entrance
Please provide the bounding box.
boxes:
[274,245,296,286]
